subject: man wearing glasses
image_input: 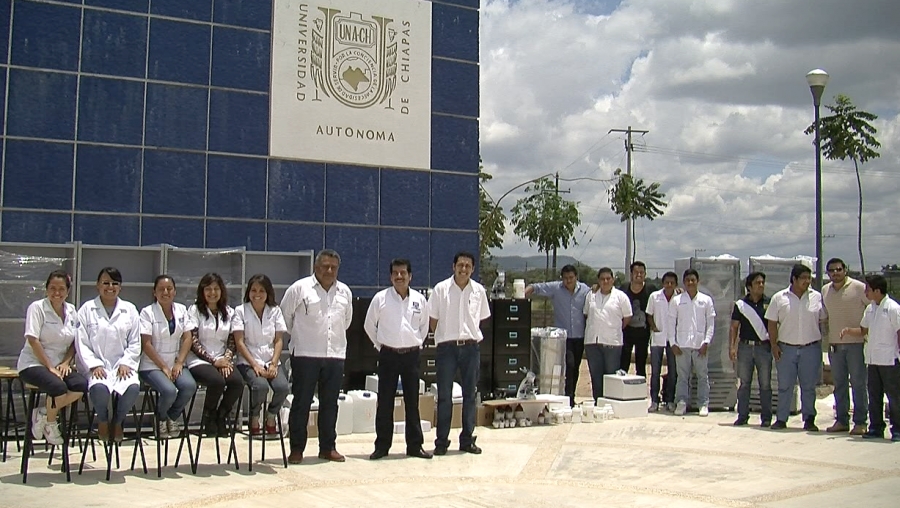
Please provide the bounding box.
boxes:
[822,258,870,435]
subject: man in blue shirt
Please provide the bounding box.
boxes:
[525,265,590,406]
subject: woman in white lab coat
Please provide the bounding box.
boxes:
[186,272,242,437]
[17,270,88,445]
[138,275,197,439]
[75,267,142,444]
[234,274,289,435]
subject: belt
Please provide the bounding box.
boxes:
[740,339,769,346]
[438,339,478,347]
[382,345,420,354]
[778,340,821,347]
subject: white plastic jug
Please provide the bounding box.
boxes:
[347,390,377,433]
[513,279,526,299]
[336,393,354,435]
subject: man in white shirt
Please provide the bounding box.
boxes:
[669,269,716,416]
[582,267,632,402]
[840,274,900,441]
[765,263,826,431]
[646,271,679,412]
[427,252,491,456]
[280,249,353,464]
[365,259,432,460]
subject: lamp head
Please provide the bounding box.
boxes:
[806,69,829,106]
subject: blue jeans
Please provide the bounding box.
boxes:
[675,348,709,406]
[288,356,344,454]
[237,364,290,416]
[776,342,821,422]
[650,345,676,404]
[435,342,479,449]
[736,341,773,423]
[584,344,622,401]
[89,384,140,425]
[828,343,868,426]
[140,369,198,421]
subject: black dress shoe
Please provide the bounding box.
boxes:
[406,447,433,459]
[733,418,749,426]
[862,430,884,439]
[369,449,389,460]
[433,446,448,456]
[770,420,787,430]
[459,442,482,454]
[760,420,771,428]
[803,419,819,432]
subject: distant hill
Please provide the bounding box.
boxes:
[489,254,582,272]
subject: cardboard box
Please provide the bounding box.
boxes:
[451,403,462,428]
[476,404,492,427]
[392,393,437,426]
[308,410,318,438]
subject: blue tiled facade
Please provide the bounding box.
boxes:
[0,0,480,291]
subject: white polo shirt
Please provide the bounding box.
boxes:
[364,287,429,350]
[646,289,676,347]
[233,303,287,366]
[582,288,632,346]
[280,275,353,359]
[668,291,716,349]
[765,286,825,346]
[861,296,900,366]
[18,298,79,371]
[138,301,190,371]
[427,277,491,344]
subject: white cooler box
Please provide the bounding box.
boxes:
[597,397,648,419]
[603,374,647,401]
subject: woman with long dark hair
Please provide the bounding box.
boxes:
[234,274,289,435]
[186,273,242,437]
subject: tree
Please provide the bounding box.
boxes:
[510,177,581,277]
[478,166,507,259]
[805,94,881,274]
[607,168,668,265]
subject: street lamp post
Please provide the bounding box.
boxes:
[806,68,829,290]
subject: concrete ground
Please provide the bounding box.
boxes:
[2,363,898,508]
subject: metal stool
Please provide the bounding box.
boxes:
[238,384,288,471]
[133,384,194,477]
[185,386,243,471]
[77,390,147,481]
[20,383,78,483]
[0,367,28,462]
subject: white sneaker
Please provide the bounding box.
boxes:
[699,405,709,417]
[43,422,63,445]
[674,401,687,416]
[31,408,47,440]
[648,402,659,413]
[157,420,170,439]
[167,418,183,436]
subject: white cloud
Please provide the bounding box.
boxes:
[480,0,900,275]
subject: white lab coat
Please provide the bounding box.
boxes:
[76,296,142,394]
[139,301,190,371]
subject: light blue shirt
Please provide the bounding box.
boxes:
[531,281,590,339]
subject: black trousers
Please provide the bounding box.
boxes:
[374,347,424,452]
[565,338,585,406]
[189,364,243,416]
[289,356,344,454]
[868,362,900,435]
[620,329,651,376]
[18,366,88,397]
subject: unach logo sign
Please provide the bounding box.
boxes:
[311,9,398,109]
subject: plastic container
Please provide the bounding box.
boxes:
[347,390,377,433]
[572,405,583,423]
[513,279,526,299]
[336,393,354,435]
[582,400,595,423]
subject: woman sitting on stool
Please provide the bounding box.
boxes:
[76,267,142,444]
[17,269,88,445]
[233,274,289,435]
[186,273,242,437]
[138,275,198,438]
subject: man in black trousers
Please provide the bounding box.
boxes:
[365,259,432,459]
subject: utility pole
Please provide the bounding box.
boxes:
[551,172,571,277]
[608,125,649,271]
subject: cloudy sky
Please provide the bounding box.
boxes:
[478,0,900,275]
